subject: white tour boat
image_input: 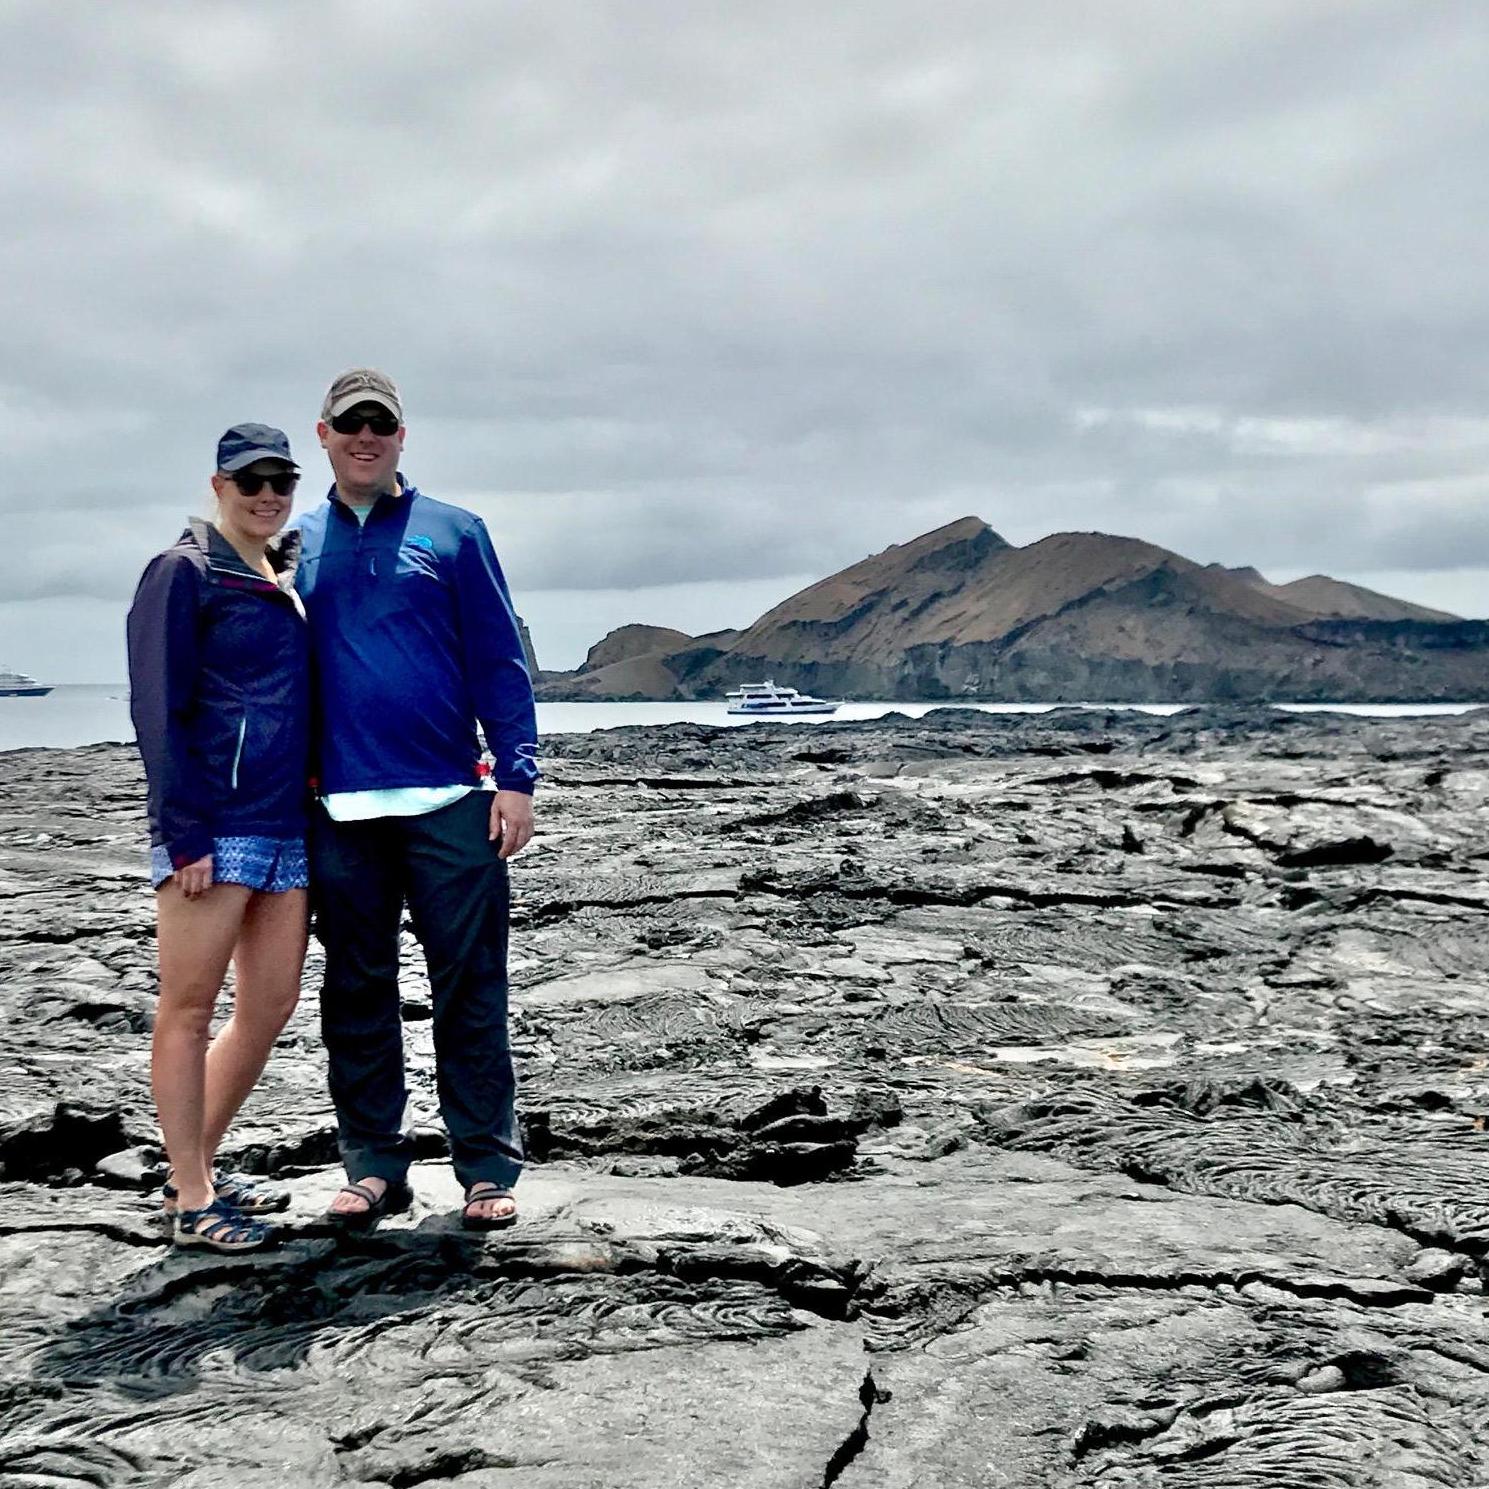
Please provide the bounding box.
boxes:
[725,680,840,716]
[0,667,50,698]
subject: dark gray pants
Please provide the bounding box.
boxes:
[310,791,522,1192]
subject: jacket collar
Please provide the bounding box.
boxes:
[184,518,301,590]
[269,526,302,585]
[326,474,416,519]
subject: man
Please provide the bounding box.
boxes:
[295,369,538,1230]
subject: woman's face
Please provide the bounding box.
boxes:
[211,460,298,542]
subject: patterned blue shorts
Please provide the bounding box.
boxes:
[150,836,309,893]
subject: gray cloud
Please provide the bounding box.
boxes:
[3,0,1488,679]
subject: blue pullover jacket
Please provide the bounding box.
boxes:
[127,520,310,868]
[293,480,539,796]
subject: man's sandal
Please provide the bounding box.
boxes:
[162,1171,289,1217]
[324,1178,414,1229]
[174,1198,273,1253]
[462,1182,518,1232]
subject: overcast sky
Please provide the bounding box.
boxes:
[4,0,1487,680]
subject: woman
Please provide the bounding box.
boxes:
[127,423,310,1253]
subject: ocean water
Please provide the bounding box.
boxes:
[0,684,1481,754]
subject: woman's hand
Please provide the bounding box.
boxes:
[176,855,214,899]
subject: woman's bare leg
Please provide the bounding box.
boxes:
[154,881,254,1211]
[202,888,308,1165]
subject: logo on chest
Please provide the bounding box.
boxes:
[395,536,441,584]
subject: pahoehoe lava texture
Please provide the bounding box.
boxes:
[3,707,1489,1486]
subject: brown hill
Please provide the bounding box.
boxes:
[1265,575,1458,623]
[1205,564,1270,589]
[533,623,698,701]
[662,522,1308,691]
[1202,563,1455,622]
[534,623,742,702]
[544,652,690,701]
[542,518,1488,703]
[581,624,697,674]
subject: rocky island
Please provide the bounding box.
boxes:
[537,518,1489,704]
[3,706,1489,1485]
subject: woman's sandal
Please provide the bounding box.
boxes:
[174,1197,273,1253]
[462,1182,518,1232]
[324,1178,414,1230]
[161,1171,288,1217]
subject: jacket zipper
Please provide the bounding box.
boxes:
[230,716,247,791]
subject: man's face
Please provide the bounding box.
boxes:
[318,401,405,500]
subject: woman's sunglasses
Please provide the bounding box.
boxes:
[231,471,299,497]
[330,410,400,436]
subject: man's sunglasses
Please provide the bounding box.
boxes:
[231,471,299,497]
[329,410,400,436]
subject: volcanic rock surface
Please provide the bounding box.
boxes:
[3,707,1489,1485]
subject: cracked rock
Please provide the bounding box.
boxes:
[4,710,1489,1485]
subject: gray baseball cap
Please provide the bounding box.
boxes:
[321,368,403,422]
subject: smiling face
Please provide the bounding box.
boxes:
[318,400,405,503]
[210,459,298,547]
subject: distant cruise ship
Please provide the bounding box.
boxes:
[0,667,50,698]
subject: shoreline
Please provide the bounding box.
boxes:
[2,690,1485,758]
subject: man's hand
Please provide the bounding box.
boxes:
[175,854,214,899]
[490,790,535,860]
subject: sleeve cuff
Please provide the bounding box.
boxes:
[168,828,214,868]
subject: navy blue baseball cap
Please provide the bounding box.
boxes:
[216,423,298,473]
